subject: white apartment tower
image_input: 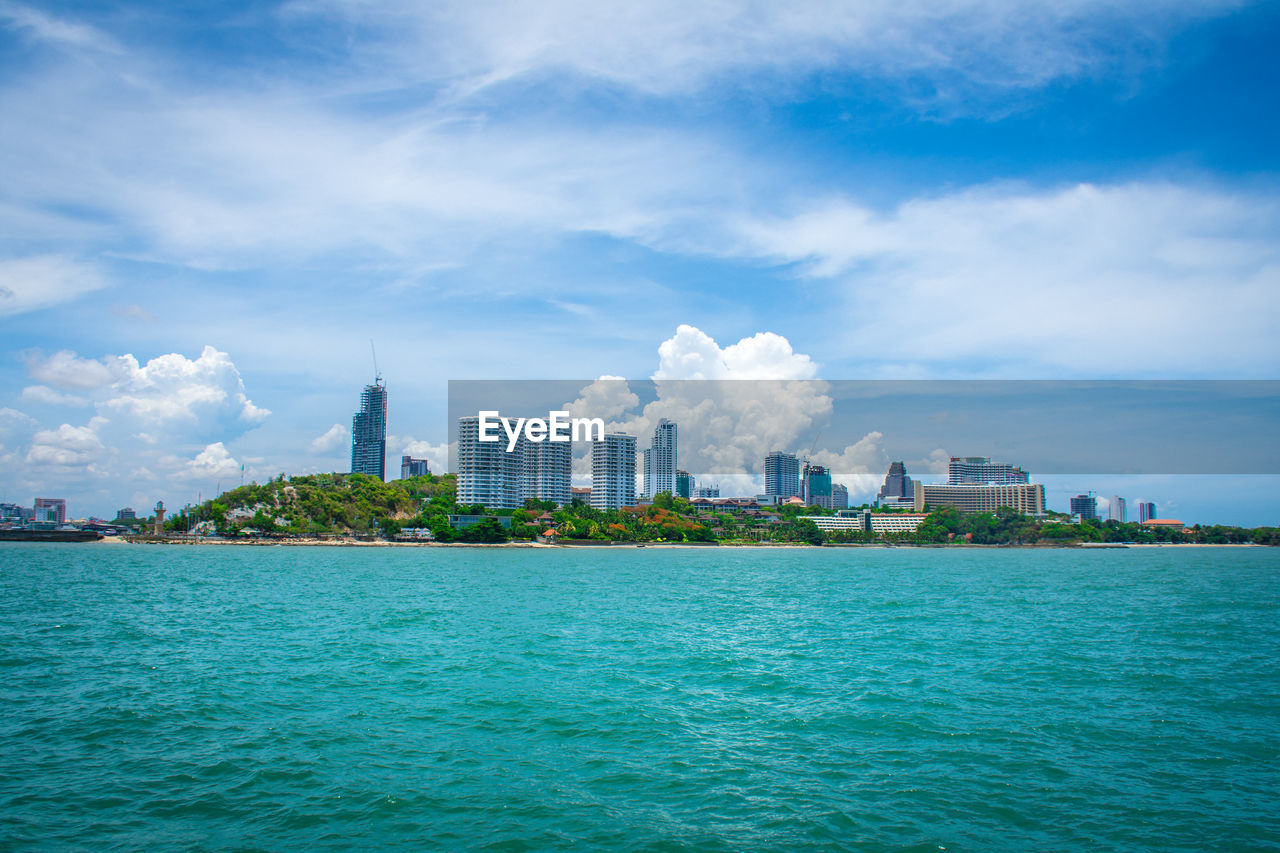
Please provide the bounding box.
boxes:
[1108,496,1127,523]
[456,415,572,509]
[642,418,677,498]
[592,434,637,510]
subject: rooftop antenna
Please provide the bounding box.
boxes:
[370,340,383,386]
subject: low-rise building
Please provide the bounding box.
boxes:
[868,513,929,534]
[447,514,514,530]
[914,482,1045,515]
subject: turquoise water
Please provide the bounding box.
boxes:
[1,544,1277,851]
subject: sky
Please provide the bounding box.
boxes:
[1,0,1277,523]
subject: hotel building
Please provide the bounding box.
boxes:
[913,482,1045,515]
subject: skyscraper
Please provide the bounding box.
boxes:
[455,415,572,509]
[1108,496,1127,523]
[947,457,1030,485]
[832,483,849,510]
[591,434,637,510]
[764,451,801,499]
[351,378,387,480]
[642,418,677,498]
[1070,494,1097,520]
[675,470,693,499]
[876,461,914,505]
[1139,501,1156,523]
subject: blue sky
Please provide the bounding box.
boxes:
[1,0,1277,522]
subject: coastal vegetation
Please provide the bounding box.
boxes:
[169,474,1280,546]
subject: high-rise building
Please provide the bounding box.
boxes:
[693,485,720,499]
[764,451,801,499]
[400,456,430,479]
[1108,496,1127,523]
[832,483,849,510]
[351,379,387,480]
[456,416,512,508]
[1139,501,1156,523]
[947,457,1030,485]
[642,419,677,498]
[591,434,636,510]
[804,465,834,509]
[114,507,137,521]
[1070,494,1097,520]
[675,470,693,499]
[876,461,914,505]
[33,498,66,524]
[914,482,1045,515]
[455,416,572,509]
[527,438,572,508]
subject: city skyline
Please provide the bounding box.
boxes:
[1,2,1277,524]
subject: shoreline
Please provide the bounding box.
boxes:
[92,537,1273,550]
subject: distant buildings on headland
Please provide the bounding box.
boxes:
[333,373,1174,524]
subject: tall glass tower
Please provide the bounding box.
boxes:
[642,418,677,498]
[351,378,387,480]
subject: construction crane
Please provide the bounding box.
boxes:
[800,432,820,505]
[368,338,381,384]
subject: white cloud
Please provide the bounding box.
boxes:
[0,255,106,318]
[395,437,450,474]
[186,442,241,479]
[20,385,90,407]
[654,324,818,380]
[25,345,271,431]
[25,422,106,467]
[562,326,833,484]
[286,0,1236,99]
[310,423,349,453]
[24,349,124,389]
[0,2,122,53]
[739,182,1280,376]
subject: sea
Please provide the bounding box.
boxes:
[1,543,1277,851]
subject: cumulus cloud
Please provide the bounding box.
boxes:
[24,349,125,389]
[654,325,818,380]
[26,421,106,467]
[24,345,270,432]
[310,423,349,453]
[395,437,450,474]
[0,255,106,318]
[563,326,835,485]
[186,442,241,479]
